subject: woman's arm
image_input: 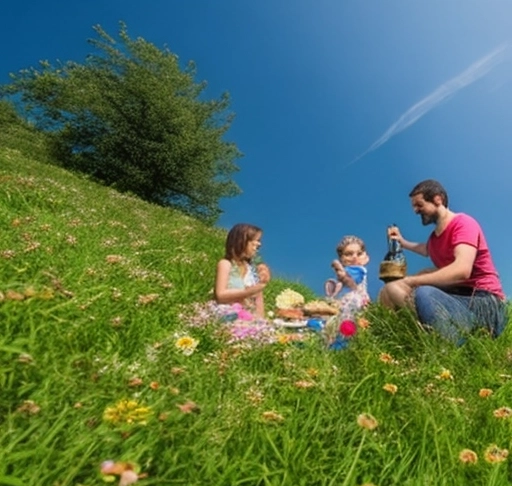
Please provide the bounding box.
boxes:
[214,259,266,304]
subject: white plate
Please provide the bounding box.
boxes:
[273,319,308,328]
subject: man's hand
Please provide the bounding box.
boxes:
[387,225,404,245]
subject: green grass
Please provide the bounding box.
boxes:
[1,120,512,485]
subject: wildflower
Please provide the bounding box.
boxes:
[357,317,370,329]
[245,387,264,405]
[158,412,169,421]
[1,250,16,259]
[383,383,398,394]
[177,400,200,414]
[306,368,319,378]
[437,369,453,380]
[23,241,41,252]
[5,290,25,301]
[447,397,465,404]
[277,334,292,345]
[484,444,509,463]
[379,353,398,365]
[175,336,199,356]
[171,366,186,375]
[168,387,180,395]
[137,293,159,305]
[294,380,315,389]
[105,254,124,264]
[73,402,83,409]
[128,377,143,387]
[18,353,34,364]
[149,381,159,390]
[357,413,378,431]
[111,316,123,327]
[479,388,493,398]
[103,399,152,425]
[23,286,37,298]
[262,411,284,422]
[65,235,77,245]
[275,289,304,309]
[111,288,123,300]
[17,400,41,415]
[493,407,512,419]
[459,449,478,464]
[100,461,141,486]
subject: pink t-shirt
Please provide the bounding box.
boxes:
[427,213,504,299]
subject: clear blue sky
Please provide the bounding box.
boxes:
[3,1,512,299]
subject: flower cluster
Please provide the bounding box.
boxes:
[103,399,152,425]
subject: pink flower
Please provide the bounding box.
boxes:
[339,320,357,337]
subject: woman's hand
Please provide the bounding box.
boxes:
[257,263,271,284]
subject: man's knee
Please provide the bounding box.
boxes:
[379,279,413,308]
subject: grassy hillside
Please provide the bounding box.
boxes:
[1,117,512,486]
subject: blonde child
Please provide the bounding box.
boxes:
[324,235,371,344]
[215,223,271,319]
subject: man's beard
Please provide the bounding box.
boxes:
[420,213,437,225]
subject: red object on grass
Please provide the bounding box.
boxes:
[339,320,357,337]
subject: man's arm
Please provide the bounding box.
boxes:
[403,243,476,288]
[388,226,428,257]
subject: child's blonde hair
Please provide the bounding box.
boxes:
[336,235,366,259]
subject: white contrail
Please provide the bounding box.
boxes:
[345,43,511,169]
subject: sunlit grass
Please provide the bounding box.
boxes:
[1,126,512,485]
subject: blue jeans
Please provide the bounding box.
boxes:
[414,286,508,343]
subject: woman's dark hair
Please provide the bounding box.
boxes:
[409,179,449,207]
[224,223,262,262]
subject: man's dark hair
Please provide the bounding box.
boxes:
[409,179,449,207]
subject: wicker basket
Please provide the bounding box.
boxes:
[379,261,407,282]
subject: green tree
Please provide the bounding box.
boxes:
[0,22,242,223]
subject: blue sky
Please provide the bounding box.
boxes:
[3,1,512,299]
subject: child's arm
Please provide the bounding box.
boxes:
[214,259,266,304]
[331,260,358,291]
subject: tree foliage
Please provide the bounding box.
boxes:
[0,22,242,223]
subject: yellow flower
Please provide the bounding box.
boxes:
[383,383,398,394]
[459,449,478,464]
[175,336,199,355]
[437,368,453,380]
[479,388,493,398]
[379,353,398,365]
[493,406,512,419]
[484,444,509,463]
[277,334,292,345]
[357,413,378,431]
[357,317,370,329]
[103,399,152,425]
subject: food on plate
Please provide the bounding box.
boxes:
[303,300,339,316]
